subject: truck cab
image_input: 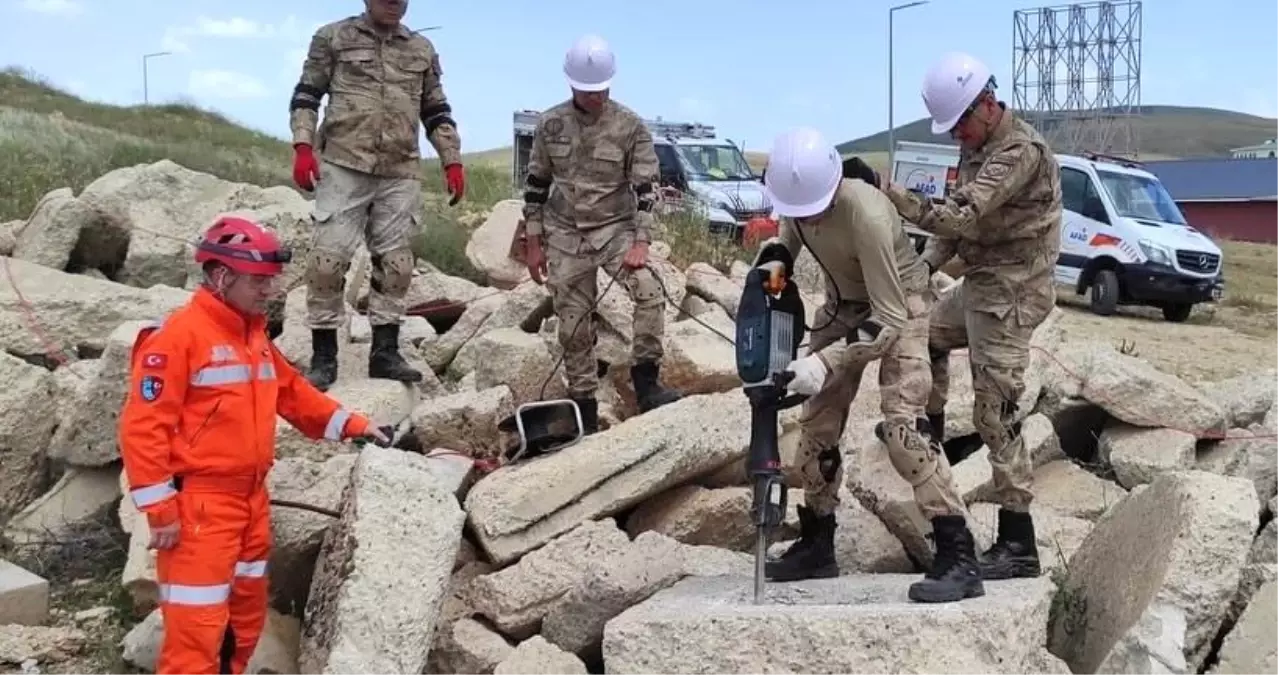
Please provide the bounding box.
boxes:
[511,110,771,240]
[888,142,1225,322]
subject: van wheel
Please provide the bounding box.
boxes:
[1089,269,1120,316]
[1162,303,1193,323]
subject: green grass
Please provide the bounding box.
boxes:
[0,66,514,283]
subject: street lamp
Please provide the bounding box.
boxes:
[887,0,929,177]
[142,51,171,105]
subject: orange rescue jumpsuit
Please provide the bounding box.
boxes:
[118,287,371,674]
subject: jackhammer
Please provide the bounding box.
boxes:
[735,245,808,604]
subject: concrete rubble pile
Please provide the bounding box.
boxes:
[0,163,1273,674]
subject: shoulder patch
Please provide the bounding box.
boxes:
[141,353,167,369]
[139,375,165,402]
[544,117,564,136]
[982,160,1013,181]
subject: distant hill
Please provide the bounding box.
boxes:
[836,105,1277,159]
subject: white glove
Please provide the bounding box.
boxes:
[784,354,829,396]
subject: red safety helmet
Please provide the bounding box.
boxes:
[194,216,292,276]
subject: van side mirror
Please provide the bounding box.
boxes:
[1082,196,1109,224]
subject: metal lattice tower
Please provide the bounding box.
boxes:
[1012,1,1143,157]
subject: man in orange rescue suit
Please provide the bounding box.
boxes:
[117,216,390,674]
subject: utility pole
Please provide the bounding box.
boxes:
[142,51,171,105]
[887,1,928,177]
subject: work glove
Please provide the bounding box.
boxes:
[444,163,466,206]
[292,143,321,191]
[784,354,829,396]
[844,156,880,188]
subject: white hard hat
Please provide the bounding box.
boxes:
[763,127,842,218]
[563,34,615,92]
[921,51,994,134]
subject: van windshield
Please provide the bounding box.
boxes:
[1095,170,1188,225]
[674,144,756,181]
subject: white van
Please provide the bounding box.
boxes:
[889,142,1226,322]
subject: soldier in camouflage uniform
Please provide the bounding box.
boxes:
[519,34,681,433]
[288,0,466,391]
[861,51,1062,582]
[759,127,983,604]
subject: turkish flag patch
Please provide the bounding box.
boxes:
[142,353,168,369]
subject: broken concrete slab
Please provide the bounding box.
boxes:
[1098,422,1197,489]
[624,484,800,552]
[0,560,48,626]
[1210,578,1277,675]
[1019,460,1128,521]
[465,519,632,640]
[539,531,751,657]
[266,454,357,615]
[2,466,120,545]
[1072,346,1229,439]
[493,635,587,675]
[299,447,465,674]
[463,391,757,565]
[408,385,514,463]
[426,618,513,675]
[1047,470,1259,674]
[601,574,1067,674]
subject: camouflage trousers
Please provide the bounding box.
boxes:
[794,291,965,519]
[544,225,665,397]
[305,160,420,330]
[927,275,1055,512]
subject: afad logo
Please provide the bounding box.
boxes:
[140,375,165,402]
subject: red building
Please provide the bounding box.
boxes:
[1142,158,1277,244]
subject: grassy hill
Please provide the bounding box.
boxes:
[837,105,1276,158]
[0,67,526,280]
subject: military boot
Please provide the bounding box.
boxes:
[305,329,339,392]
[571,396,599,435]
[630,360,682,412]
[368,323,424,384]
[979,508,1041,580]
[908,515,985,603]
[764,506,839,582]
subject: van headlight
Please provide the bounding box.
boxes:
[1138,239,1173,267]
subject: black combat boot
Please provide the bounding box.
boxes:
[764,506,839,582]
[630,360,682,412]
[571,396,599,435]
[305,329,339,392]
[979,508,1041,580]
[368,323,424,383]
[908,515,985,603]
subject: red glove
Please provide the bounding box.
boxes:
[293,143,320,191]
[444,163,465,205]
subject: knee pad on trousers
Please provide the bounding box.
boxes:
[630,270,663,306]
[817,446,842,483]
[885,417,939,488]
[974,393,1019,449]
[306,248,350,295]
[370,247,414,297]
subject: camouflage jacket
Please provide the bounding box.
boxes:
[289,14,461,179]
[520,99,659,249]
[884,106,1062,319]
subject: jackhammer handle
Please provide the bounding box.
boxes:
[778,394,809,410]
